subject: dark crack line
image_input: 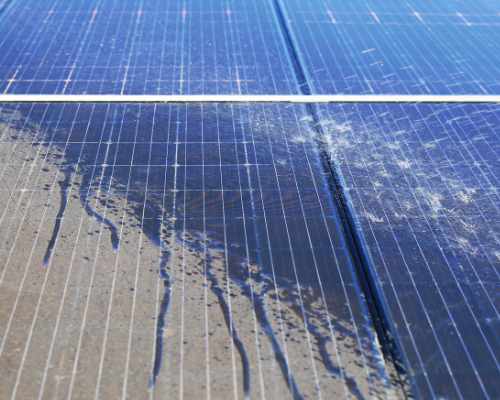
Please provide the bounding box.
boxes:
[269,0,410,396]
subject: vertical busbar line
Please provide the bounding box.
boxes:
[268,0,411,396]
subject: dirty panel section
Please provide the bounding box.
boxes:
[0,103,401,400]
[282,0,500,94]
[0,0,297,94]
[317,102,500,399]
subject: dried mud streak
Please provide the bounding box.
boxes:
[205,252,251,399]
[78,181,120,251]
[150,246,172,387]
[43,167,72,266]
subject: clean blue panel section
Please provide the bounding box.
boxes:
[283,0,500,94]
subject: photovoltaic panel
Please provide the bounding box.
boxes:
[281,0,500,94]
[316,102,500,399]
[1,0,499,398]
[0,0,298,94]
[0,102,404,399]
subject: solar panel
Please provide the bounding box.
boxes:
[0,0,298,95]
[317,102,500,399]
[280,0,500,94]
[0,0,499,399]
[0,102,404,399]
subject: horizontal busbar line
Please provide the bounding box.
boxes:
[0,94,500,103]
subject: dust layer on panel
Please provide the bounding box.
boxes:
[0,102,403,400]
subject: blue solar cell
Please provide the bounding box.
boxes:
[282,0,500,94]
[0,0,499,398]
[0,0,299,94]
[317,102,500,399]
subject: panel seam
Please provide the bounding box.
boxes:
[268,0,413,397]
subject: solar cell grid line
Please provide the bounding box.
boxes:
[315,102,500,398]
[178,18,189,395]
[120,104,160,400]
[147,103,175,400]
[0,101,422,399]
[412,129,500,324]
[282,105,394,396]
[157,107,177,396]
[308,104,458,396]
[177,105,188,400]
[36,106,117,400]
[403,103,500,324]
[262,3,500,390]
[0,104,47,222]
[268,0,409,395]
[394,3,500,93]
[59,0,108,95]
[199,103,214,400]
[139,0,167,95]
[266,102,398,393]
[217,25,278,398]
[0,0,304,95]
[268,3,494,394]
[216,12,264,384]
[245,103,323,400]
[368,5,492,95]
[119,3,144,95]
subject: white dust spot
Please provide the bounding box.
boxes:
[396,159,411,170]
[365,212,384,224]
[456,188,477,204]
